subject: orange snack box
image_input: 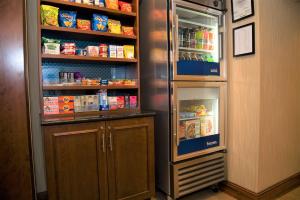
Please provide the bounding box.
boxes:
[58,96,74,114]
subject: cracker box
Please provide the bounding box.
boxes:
[108,96,118,110]
[43,97,59,115]
[129,96,137,109]
[117,96,125,109]
[58,96,74,114]
[108,45,117,58]
[116,46,124,58]
[86,95,99,111]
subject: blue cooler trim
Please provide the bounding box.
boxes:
[177,61,220,76]
[178,134,220,155]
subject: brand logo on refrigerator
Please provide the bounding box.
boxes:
[207,141,217,146]
[210,68,218,73]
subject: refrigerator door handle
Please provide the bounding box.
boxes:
[173,106,179,146]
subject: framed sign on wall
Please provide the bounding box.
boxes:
[231,0,254,22]
[233,22,255,57]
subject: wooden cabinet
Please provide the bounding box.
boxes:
[106,118,155,200]
[43,117,155,200]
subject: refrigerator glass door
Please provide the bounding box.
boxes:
[172,82,226,161]
[172,1,225,80]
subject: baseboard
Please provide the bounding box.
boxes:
[36,191,48,200]
[221,172,300,200]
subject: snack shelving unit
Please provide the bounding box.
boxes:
[38,0,140,119]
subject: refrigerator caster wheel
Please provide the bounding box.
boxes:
[211,184,220,193]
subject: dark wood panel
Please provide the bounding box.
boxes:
[0,0,33,199]
[107,117,155,200]
[44,122,108,200]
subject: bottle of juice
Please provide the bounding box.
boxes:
[203,28,209,50]
[208,31,214,50]
[195,28,203,49]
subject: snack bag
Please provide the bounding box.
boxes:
[108,19,121,34]
[59,10,77,28]
[123,45,135,59]
[92,14,108,32]
[122,26,134,36]
[41,5,59,26]
[119,1,132,12]
[105,0,119,10]
[77,19,91,30]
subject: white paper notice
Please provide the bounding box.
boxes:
[234,25,253,56]
[232,0,252,21]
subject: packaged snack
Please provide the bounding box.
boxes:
[41,5,59,26]
[129,96,137,108]
[92,14,108,32]
[99,44,108,58]
[74,96,82,112]
[77,19,91,30]
[86,95,99,111]
[101,79,108,85]
[75,49,87,56]
[43,97,59,115]
[75,0,82,3]
[181,120,200,139]
[86,46,99,56]
[124,95,130,109]
[43,43,60,55]
[117,96,125,109]
[200,116,214,136]
[105,0,119,10]
[98,90,109,111]
[108,45,117,58]
[59,10,77,28]
[108,19,121,34]
[58,96,74,114]
[80,96,87,112]
[123,45,134,59]
[82,0,93,5]
[119,1,132,12]
[116,46,124,58]
[61,43,76,55]
[94,0,104,6]
[122,26,135,36]
[108,97,118,110]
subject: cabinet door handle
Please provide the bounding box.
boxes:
[108,126,113,151]
[102,133,105,153]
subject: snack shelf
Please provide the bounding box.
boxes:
[179,115,214,121]
[41,25,137,40]
[41,0,137,17]
[43,85,138,90]
[179,47,214,54]
[42,54,138,62]
[43,108,140,120]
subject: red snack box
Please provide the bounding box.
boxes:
[58,96,74,114]
[61,43,76,55]
[117,96,125,109]
[129,96,137,109]
[43,97,59,115]
[119,1,132,12]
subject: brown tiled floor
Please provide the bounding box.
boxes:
[156,186,300,200]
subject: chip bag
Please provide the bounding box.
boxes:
[122,26,134,36]
[77,19,91,30]
[92,14,108,32]
[119,1,132,12]
[123,45,134,59]
[105,0,119,10]
[41,5,59,26]
[59,10,77,28]
[108,19,121,34]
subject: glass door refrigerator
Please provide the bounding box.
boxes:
[140,0,227,199]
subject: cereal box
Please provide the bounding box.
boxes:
[43,97,59,115]
[129,96,137,109]
[58,96,74,114]
[117,96,125,109]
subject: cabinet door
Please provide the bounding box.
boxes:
[106,117,155,200]
[44,122,108,200]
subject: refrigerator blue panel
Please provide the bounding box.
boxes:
[177,61,220,76]
[178,134,220,155]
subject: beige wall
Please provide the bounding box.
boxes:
[226,0,300,193]
[258,0,300,191]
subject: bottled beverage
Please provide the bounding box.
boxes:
[190,29,196,49]
[195,28,203,49]
[208,31,214,50]
[178,28,184,47]
[203,28,209,50]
